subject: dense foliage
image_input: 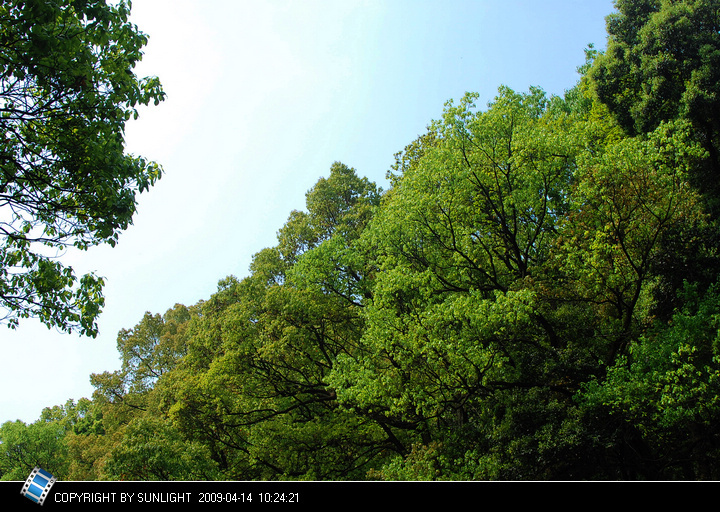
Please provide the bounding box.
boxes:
[3,0,720,480]
[0,0,164,335]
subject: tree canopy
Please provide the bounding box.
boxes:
[4,0,720,481]
[0,0,164,336]
[590,0,720,212]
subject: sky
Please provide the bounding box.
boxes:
[0,0,616,425]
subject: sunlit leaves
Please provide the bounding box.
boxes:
[559,119,705,363]
[0,0,165,335]
[331,87,578,428]
[5,0,720,479]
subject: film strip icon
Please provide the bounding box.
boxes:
[21,467,56,505]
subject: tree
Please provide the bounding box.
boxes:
[102,417,220,480]
[588,0,720,319]
[321,84,709,479]
[89,303,194,425]
[580,281,720,479]
[327,87,594,478]
[0,0,165,336]
[560,119,705,366]
[162,164,391,479]
[589,0,720,211]
[0,398,93,480]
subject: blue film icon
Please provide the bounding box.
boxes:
[21,467,57,505]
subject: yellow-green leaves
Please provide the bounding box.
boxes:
[331,87,582,445]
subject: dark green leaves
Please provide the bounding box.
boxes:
[589,0,720,213]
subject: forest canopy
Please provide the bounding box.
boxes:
[3,0,720,481]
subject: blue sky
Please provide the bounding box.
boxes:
[0,0,615,424]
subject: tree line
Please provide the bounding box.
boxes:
[3,0,720,480]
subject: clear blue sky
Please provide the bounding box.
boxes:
[0,0,616,424]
